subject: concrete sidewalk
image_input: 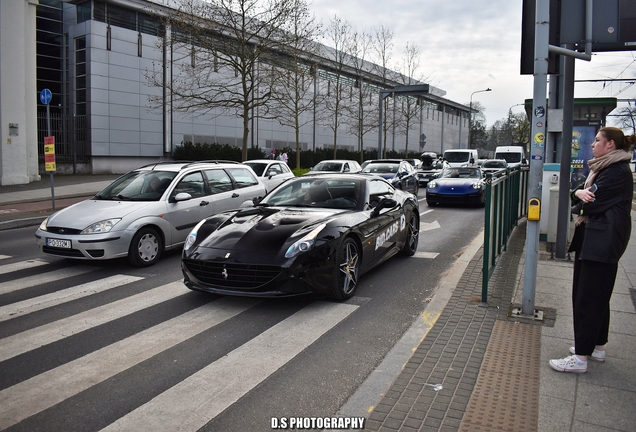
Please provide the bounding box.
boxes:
[0,174,119,230]
[1,174,635,431]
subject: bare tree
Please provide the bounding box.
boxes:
[397,42,423,156]
[510,112,530,149]
[147,0,294,161]
[319,16,353,159]
[267,0,322,168]
[610,105,636,138]
[371,24,395,158]
[346,29,378,162]
[469,101,488,149]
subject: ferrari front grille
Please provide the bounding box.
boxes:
[183,259,281,289]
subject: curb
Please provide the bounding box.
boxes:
[0,216,49,231]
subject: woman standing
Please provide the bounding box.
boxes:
[550,127,634,373]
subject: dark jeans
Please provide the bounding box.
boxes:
[572,255,618,356]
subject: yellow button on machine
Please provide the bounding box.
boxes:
[528,198,541,221]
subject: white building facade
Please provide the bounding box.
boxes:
[0,0,471,184]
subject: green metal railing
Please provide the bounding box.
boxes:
[482,166,529,302]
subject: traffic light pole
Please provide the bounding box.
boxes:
[522,0,549,316]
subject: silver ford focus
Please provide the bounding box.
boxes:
[35,161,267,266]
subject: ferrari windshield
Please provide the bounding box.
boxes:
[260,177,363,210]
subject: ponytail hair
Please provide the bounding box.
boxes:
[599,126,635,151]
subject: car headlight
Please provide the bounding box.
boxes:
[184,219,206,251]
[39,217,49,231]
[428,180,437,189]
[285,223,327,258]
[81,218,121,234]
[472,182,482,189]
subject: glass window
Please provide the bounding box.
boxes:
[203,169,233,193]
[243,162,265,176]
[266,164,282,176]
[138,12,162,36]
[76,1,91,23]
[75,49,86,63]
[173,172,206,198]
[107,4,136,31]
[368,179,393,196]
[226,167,259,188]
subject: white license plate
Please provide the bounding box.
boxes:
[46,238,72,249]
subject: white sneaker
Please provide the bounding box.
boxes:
[549,355,587,373]
[569,346,606,362]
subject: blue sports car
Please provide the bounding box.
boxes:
[426,167,486,206]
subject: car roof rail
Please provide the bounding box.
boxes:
[184,160,241,168]
[139,161,194,170]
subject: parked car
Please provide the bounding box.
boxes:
[242,159,295,193]
[417,158,448,187]
[181,173,419,300]
[35,161,266,267]
[480,159,508,178]
[360,159,419,195]
[426,166,486,206]
[307,159,362,174]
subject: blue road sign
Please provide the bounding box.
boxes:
[40,88,52,105]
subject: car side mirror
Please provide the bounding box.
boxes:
[372,198,398,217]
[172,192,192,202]
[252,196,263,206]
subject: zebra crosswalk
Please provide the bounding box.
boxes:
[0,256,362,431]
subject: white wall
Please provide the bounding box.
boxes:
[0,0,40,185]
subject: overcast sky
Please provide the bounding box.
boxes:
[308,0,636,128]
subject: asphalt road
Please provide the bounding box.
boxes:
[0,197,484,431]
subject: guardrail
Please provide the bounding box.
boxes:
[482,166,529,302]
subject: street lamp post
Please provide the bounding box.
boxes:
[508,103,524,146]
[469,88,492,149]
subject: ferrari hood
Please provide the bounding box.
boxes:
[45,199,155,229]
[196,206,346,253]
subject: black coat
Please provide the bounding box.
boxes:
[568,160,633,263]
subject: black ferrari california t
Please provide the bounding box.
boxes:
[181,174,420,300]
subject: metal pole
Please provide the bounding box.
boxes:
[313,67,317,152]
[468,89,491,149]
[377,91,389,159]
[47,103,55,212]
[555,44,575,259]
[522,0,549,316]
[469,99,473,149]
[392,94,396,153]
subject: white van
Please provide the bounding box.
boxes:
[443,149,479,168]
[494,146,527,168]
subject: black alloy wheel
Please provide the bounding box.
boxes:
[331,237,360,300]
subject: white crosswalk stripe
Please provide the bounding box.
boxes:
[0,258,49,275]
[101,301,358,432]
[0,274,143,322]
[0,280,183,362]
[0,258,362,431]
[0,265,96,295]
[0,297,262,429]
